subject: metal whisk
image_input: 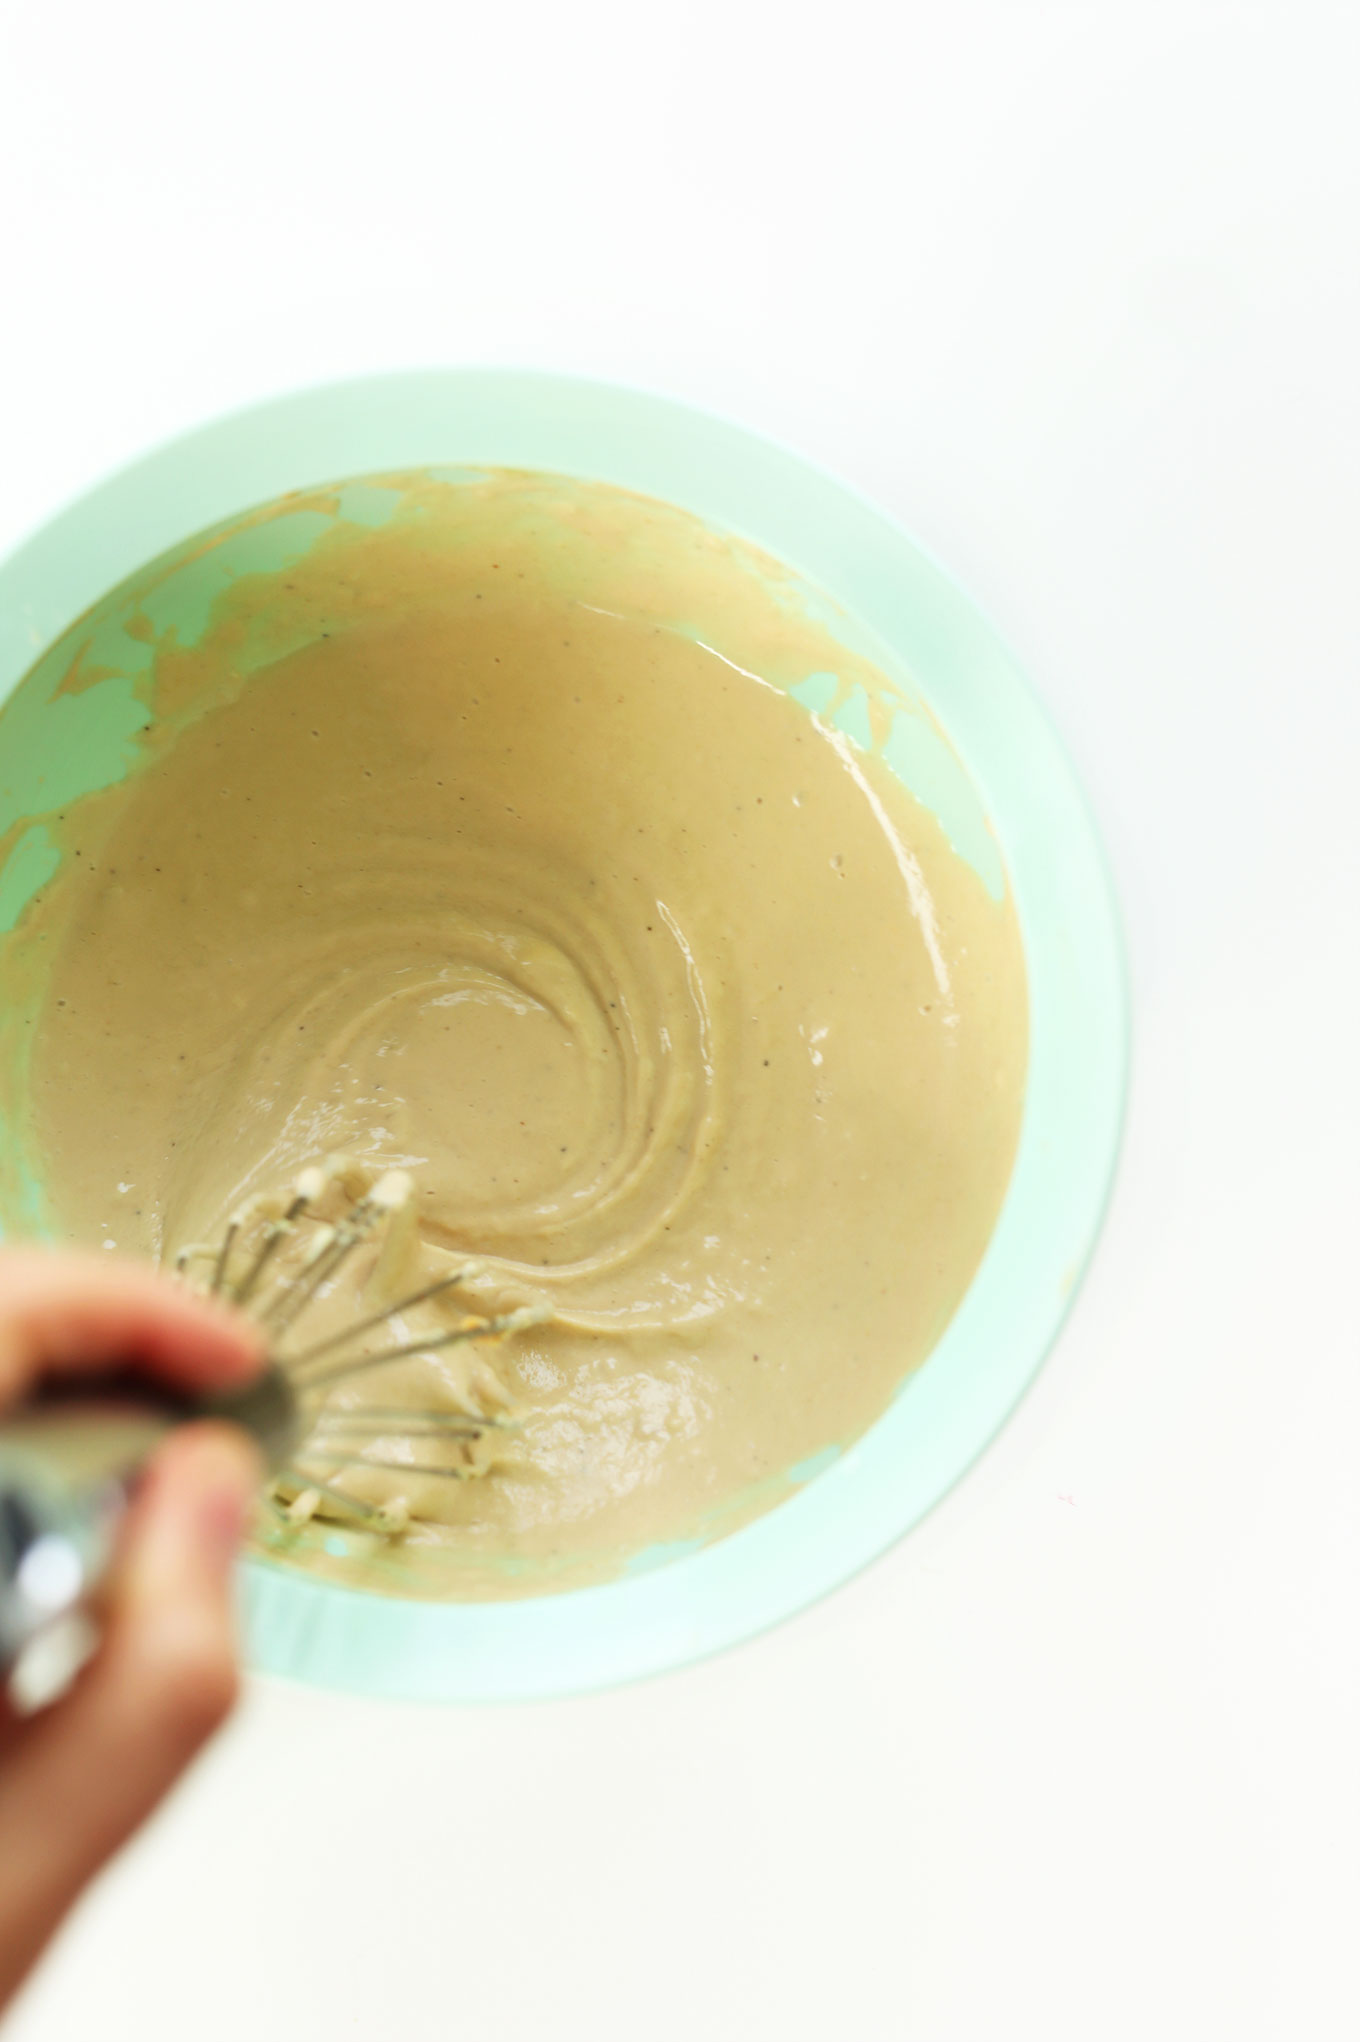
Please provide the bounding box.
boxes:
[174,1155,549,1534]
[0,1157,547,1694]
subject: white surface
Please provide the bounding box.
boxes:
[1,2,1357,2036]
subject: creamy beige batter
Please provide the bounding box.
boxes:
[0,472,1027,1596]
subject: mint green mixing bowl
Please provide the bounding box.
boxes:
[0,371,1125,1701]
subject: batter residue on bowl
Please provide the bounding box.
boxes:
[0,471,1026,1595]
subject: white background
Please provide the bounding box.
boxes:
[1,2,1357,2036]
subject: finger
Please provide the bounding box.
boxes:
[0,1423,259,2008]
[0,1249,263,1405]
[0,1688,20,1760]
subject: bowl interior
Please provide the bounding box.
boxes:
[0,372,1126,1700]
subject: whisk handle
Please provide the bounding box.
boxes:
[0,1365,298,1692]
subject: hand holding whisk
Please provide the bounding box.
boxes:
[0,1157,548,1692]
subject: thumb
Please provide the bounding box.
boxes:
[0,1423,259,2008]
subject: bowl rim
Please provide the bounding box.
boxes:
[0,367,1128,1703]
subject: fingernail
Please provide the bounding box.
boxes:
[178,1427,262,1569]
